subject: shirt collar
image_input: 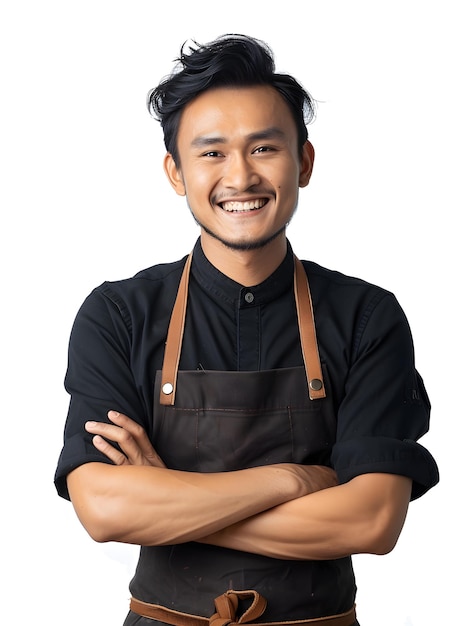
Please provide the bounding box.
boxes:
[190,237,295,308]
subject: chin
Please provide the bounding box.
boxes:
[201,225,287,252]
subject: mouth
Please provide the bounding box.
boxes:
[219,198,268,213]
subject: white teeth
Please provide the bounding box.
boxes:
[220,199,266,212]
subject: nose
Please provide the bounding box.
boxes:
[222,153,261,190]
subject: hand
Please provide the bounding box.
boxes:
[283,463,339,495]
[85,411,166,468]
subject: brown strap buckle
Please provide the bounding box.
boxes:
[210,590,267,626]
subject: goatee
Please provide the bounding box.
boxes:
[191,213,287,252]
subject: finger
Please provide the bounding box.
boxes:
[86,420,146,463]
[107,411,166,467]
[86,417,164,467]
[91,435,129,466]
[107,411,149,445]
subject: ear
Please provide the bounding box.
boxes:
[299,141,315,188]
[163,152,186,196]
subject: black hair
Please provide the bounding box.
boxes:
[147,34,316,167]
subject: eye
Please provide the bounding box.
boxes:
[253,145,275,154]
[202,150,223,158]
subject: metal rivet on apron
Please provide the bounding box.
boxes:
[309,378,323,391]
[162,382,174,395]
[244,292,255,303]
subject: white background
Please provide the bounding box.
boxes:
[1,1,469,624]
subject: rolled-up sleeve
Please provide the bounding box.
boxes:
[331,291,439,499]
[54,285,148,501]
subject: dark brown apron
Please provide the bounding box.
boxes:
[126,253,357,626]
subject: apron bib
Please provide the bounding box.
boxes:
[127,253,356,624]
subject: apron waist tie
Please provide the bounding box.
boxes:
[130,591,356,626]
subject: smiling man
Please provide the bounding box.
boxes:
[55,35,438,626]
[163,84,314,284]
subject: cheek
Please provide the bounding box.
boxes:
[276,174,299,196]
[191,169,218,193]
[274,160,300,189]
[185,176,218,210]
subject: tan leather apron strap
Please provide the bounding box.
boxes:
[160,253,192,405]
[130,594,356,626]
[212,589,267,626]
[293,256,326,400]
[130,596,207,626]
[159,252,325,406]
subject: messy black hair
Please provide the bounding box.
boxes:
[147,34,316,167]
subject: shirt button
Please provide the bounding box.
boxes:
[244,292,255,303]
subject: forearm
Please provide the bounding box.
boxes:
[67,462,321,546]
[201,473,412,560]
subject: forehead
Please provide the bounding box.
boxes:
[177,85,297,144]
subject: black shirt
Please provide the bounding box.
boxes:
[55,238,438,500]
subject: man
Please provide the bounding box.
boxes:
[55,35,439,626]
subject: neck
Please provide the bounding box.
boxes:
[200,233,288,286]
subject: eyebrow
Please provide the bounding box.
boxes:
[190,126,287,148]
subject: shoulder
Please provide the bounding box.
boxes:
[301,258,395,309]
[101,255,188,298]
[131,256,188,282]
[73,255,188,333]
[95,255,187,308]
[300,259,411,355]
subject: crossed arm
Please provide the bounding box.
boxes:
[67,411,412,561]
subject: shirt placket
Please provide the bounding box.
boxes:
[237,287,261,371]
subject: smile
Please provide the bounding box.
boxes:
[220,199,268,213]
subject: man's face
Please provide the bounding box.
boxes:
[165,85,314,252]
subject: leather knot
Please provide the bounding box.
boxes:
[209,590,267,626]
